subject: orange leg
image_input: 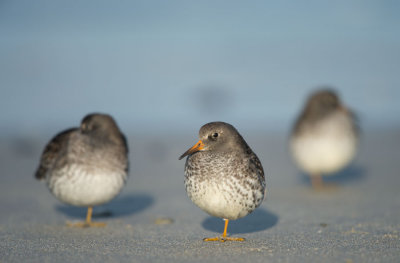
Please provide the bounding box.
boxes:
[67,206,106,228]
[310,174,337,191]
[310,174,323,189]
[203,219,245,242]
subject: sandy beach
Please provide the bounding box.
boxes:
[0,130,399,262]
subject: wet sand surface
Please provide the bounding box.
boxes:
[0,130,399,262]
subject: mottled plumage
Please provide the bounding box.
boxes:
[290,89,358,189]
[180,122,266,241]
[35,113,129,227]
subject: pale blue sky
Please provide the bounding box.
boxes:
[1,1,399,135]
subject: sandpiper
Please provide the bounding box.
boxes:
[35,113,129,227]
[179,122,266,242]
[290,89,359,189]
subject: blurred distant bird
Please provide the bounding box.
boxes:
[179,122,266,242]
[35,113,129,227]
[290,89,358,189]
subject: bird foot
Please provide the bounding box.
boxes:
[203,236,245,242]
[66,221,107,228]
[312,182,338,192]
[310,175,338,192]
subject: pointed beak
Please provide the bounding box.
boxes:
[179,140,204,160]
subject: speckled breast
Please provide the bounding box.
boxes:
[184,152,265,220]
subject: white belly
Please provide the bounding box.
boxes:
[186,177,263,220]
[47,164,127,207]
[290,114,357,175]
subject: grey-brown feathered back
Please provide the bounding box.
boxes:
[35,128,77,180]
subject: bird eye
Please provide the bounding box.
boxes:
[212,133,219,138]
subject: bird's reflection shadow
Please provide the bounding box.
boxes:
[300,164,366,185]
[55,193,154,219]
[202,208,278,234]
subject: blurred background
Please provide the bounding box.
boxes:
[1,0,399,137]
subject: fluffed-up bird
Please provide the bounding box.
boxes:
[290,89,359,189]
[179,122,266,242]
[35,113,129,227]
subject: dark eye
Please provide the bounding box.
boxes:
[212,133,219,138]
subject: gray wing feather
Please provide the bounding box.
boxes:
[249,153,266,190]
[34,128,77,180]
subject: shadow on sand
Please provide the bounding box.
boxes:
[55,193,154,219]
[202,208,278,234]
[300,164,366,185]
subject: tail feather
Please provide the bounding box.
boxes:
[35,165,46,180]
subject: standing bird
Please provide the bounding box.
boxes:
[35,113,129,227]
[290,89,359,190]
[179,122,266,242]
